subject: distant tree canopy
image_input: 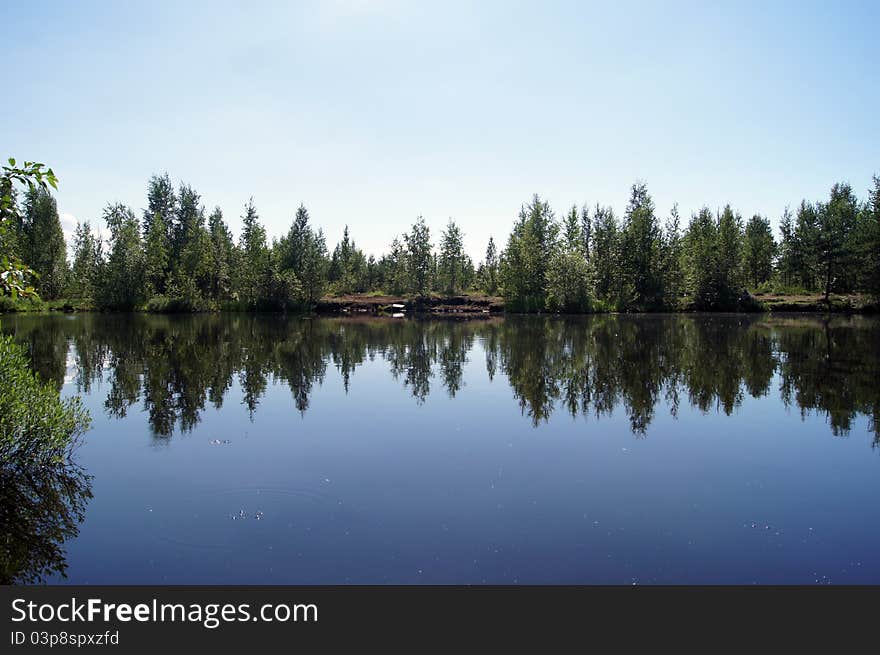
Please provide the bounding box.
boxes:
[4,163,880,312]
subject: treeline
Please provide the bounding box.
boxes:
[4,172,880,312]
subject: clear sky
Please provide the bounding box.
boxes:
[4,0,878,259]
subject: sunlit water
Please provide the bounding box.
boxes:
[2,313,879,584]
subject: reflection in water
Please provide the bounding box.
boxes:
[3,313,879,444]
[0,462,93,584]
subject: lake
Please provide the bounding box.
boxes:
[2,313,879,584]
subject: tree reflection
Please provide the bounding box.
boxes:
[0,462,93,584]
[2,313,878,444]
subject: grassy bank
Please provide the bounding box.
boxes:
[1,292,877,315]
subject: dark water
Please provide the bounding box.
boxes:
[2,313,879,584]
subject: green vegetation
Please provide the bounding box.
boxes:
[3,157,880,313]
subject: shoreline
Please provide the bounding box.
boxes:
[1,292,878,317]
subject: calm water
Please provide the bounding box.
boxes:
[2,313,879,584]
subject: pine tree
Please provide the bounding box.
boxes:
[580,204,591,261]
[234,198,269,305]
[439,218,465,294]
[620,182,663,310]
[660,203,684,306]
[22,187,68,299]
[481,236,499,294]
[563,205,581,251]
[208,207,234,300]
[591,205,620,307]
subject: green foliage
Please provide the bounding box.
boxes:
[620,182,664,310]
[591,205,621,308]
[69,221,102,301]
[742,214,776,288]
[233,198,270,307]
[683,206,746,310]
[405,216,433,297]
[0,334,90,465]
[326,225,365,294]
[1,158,59,300]
[438,219,465,294]
[97,203,146,310]
[659,203,684,307]
[21,188,68,299]
[500,195,558,311]
[10,165,879,314]
[816,182,859,299]
[858,176,880,298]
[477,237,499,295]
[278,204,328,303]
[545,248,592,313]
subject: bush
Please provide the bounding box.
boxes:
[545,249,593,313]
[144,294,215,313]
[0,296,46,313]
[0,334,91,465]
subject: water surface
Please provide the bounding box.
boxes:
[3,313,879,584]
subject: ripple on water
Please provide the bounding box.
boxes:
[142,485,353,553]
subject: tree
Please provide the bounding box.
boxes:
[234,198,269,305]
[21,187,68,299]
[405,216,432,296]
[0,158,57,298]
[858,176,880,298]
[619,182,664,310]
[816,182,858,299]
[327,225,366,293]
[792,200,819,290]
[742,214,776,288]
[384,237,408,295]
[142,173,176,294]
[143,211,170,296]
[546,212,592,313]
[208,208,234,300]
[563,205,581,251]
[716,205,744,303]
[500,195,557,311]
[591,204,621,307]
[579,205,591,260]
[479,237,499,295]
[660,203,684,306]
[277,204,327,303]
[70,221,103,301]
[683,206,743,309]
[172,183,201,266]
[98,203,145,309]
[776,207,796,288]
[439,218,465,294]
[683,207,718,309]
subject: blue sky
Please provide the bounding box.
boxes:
[4,0,878,258]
